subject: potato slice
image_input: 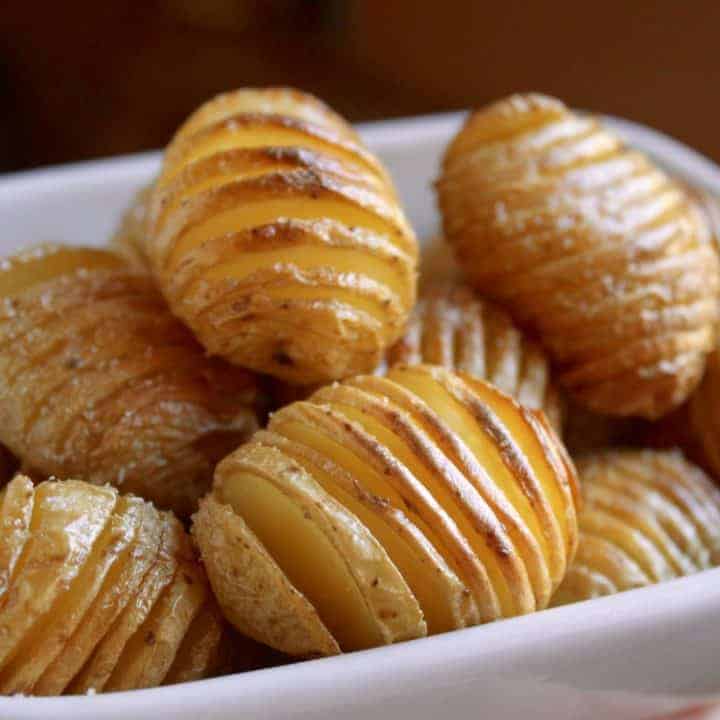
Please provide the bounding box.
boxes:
[0,481,117,671]
[192,494,339,657]
[103,551,207,692]
[218,442,426,649]
[0,495,142,695]
[163,602,227,685]
[551,450,720,606]
[0,475,34,599]
[33,499,163,695]
[67,511,182,694]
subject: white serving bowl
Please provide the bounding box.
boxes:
[1,112,719,720]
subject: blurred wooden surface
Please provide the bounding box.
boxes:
[1,0,718,171]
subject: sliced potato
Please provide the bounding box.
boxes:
[192,494,339,657]
[0,476,228,696]
[0,495,142,695]
[551,449,720,606]
[0,481,117,671]
[144,87,418,384]
[0,475,34,600]
[34,499,163,695]
[196,363,579,654]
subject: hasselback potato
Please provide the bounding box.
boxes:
[0,245,260,516]
[387,283,562,429]
[438,93,720,419]
[0,476,228,695]
[144,87,418,384]
[194,364,579,657]
[551,450,720,606]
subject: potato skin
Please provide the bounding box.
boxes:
[0,476,227,695]
[145,87,418,384]
[194,364,579,656]
[551,449,720,607]
[387,283,562,430]
[438,93,720,419]
[0,245,261,516]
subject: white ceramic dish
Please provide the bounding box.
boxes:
[1,112,720,720]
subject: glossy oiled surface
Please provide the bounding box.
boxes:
[552,450,720,606]
[195,364,579,656]
[0,246,260,516]
[438,94,720,419]
[144,88,418,384]
[387,283,562,429]
[0,476,226,695]
[2,111,720,720]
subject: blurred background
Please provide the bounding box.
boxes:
[2,0,718,172]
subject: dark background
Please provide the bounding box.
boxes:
[2,0,718,172]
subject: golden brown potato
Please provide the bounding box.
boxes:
[194,364,580,656]
[144,87,418,385]
[387,283,562,429]
[438,93,720,419]
[0,245,261,516]
[0,476,228,695]
[111,184,153,270]
[551,450,720,606]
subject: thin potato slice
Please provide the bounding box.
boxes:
[68,512,182,694]
[0,481,117,671]
[0,475,34,599]
[192,494,339,657]
[219,442,426,648]
[163,602,227,685]
[34,499,163,696]
[103,551,207,692]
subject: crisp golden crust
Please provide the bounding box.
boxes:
[387,283,562,429]
[0,476,226,696]
[111,184,153,270]
[144,87,418,384]
[196,364,578,655]
[551,449,720,606]
[0,245,261,517]
[438,93,720,419]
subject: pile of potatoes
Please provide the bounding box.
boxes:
[2,87,720,695]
